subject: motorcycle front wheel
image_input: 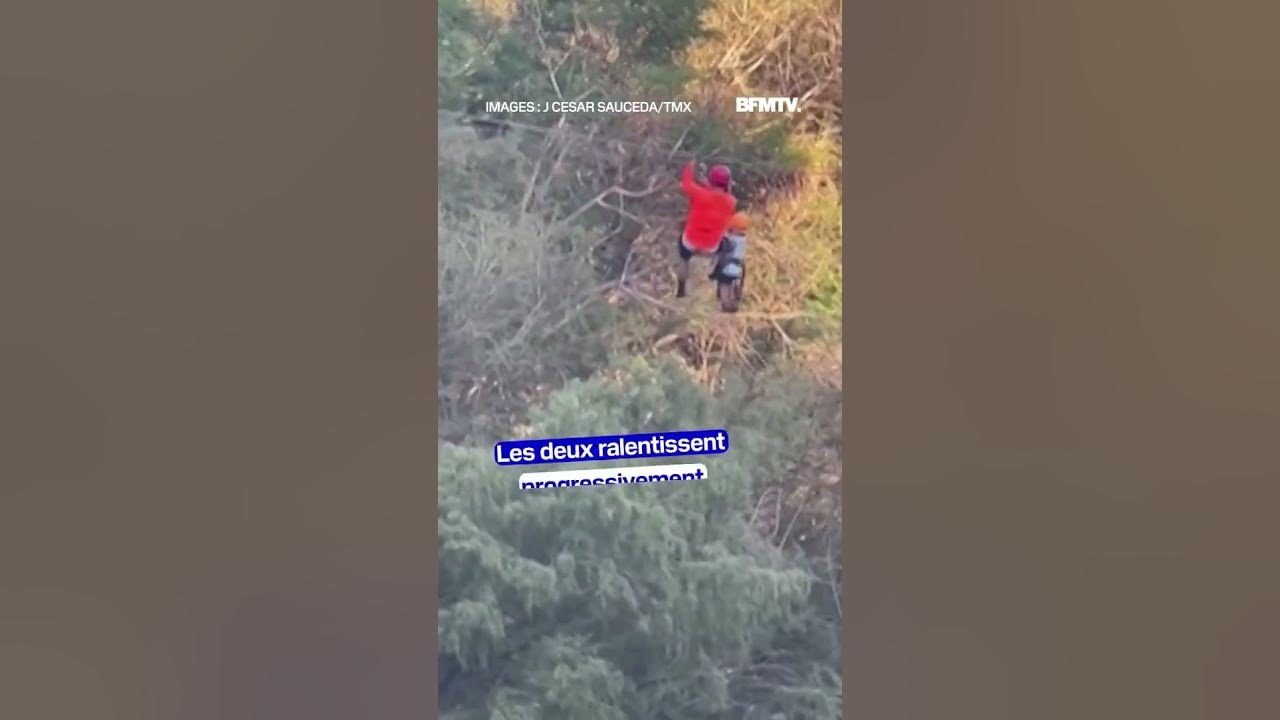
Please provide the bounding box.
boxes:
[717,277,743,313]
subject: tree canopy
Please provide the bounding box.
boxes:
[440,358,840,719]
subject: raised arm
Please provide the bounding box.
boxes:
[680,161,699,196]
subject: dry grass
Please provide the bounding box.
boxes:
[683,0,843,134]
[470,0,516,23]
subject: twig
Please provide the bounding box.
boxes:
[540,123,591,206]
[771,319,798,350]
[548,62,564,99]
[619,284,683,313]
[747,489,772,531]
[596,200,646,226]
[617,230,645,287]
[519,120,561,215]
[732,310,810,321]
[771,487,782,538]
[778,488,812,548]
[667,124,692,159]
[556,176,664,227]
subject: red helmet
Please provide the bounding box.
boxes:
[707,164,732,189]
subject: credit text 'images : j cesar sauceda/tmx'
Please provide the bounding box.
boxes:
[493,429,729,466]
[483,100,694,114]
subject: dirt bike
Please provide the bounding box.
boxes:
[711,233,747,313]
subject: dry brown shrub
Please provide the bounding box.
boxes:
[683,0,843,133]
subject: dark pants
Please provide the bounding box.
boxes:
[676,235,734,294]
[677,234,731,262]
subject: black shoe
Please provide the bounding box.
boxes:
[676,280,687,298]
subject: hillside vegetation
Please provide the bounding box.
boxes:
[439,1,842,717]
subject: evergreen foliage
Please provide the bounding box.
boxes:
[439,358,840,718]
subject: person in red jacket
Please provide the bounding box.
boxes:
[676,160,737,298]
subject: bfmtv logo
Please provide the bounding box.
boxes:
[735,96,800,113]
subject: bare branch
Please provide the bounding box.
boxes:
[596,200,645,226]
[619,284,683,313]
[667,124,693,159]
[556,175,665,227]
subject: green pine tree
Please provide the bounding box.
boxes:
[439,357,840,719]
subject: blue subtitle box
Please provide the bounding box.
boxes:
[494,428,730,466]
